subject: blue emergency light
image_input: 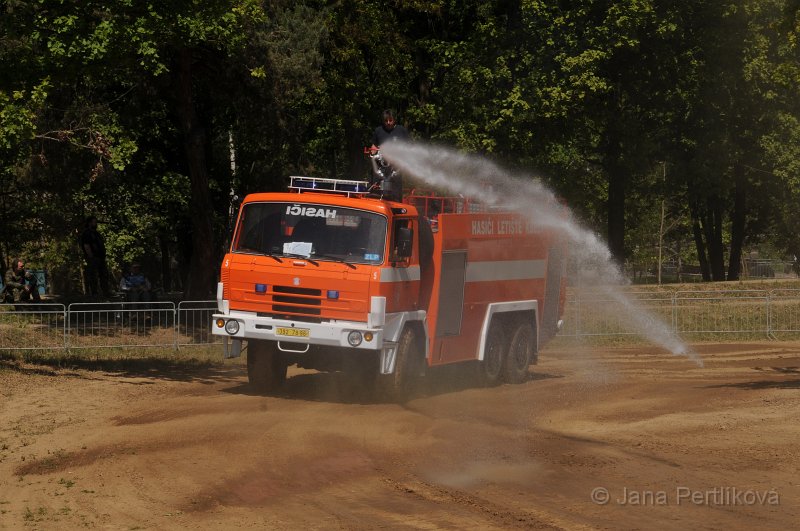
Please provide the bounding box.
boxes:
[326,290,339,300]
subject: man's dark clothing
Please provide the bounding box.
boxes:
[372,123,409,147]
[81,225,111,297]
[370,123,409,201]
[80,226,106,260]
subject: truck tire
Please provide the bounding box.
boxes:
[482,320,506,386]
[503,320,535,384]
[378,326,422,402]
[247,340,287,393]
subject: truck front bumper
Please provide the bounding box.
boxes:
[211,310,385,351]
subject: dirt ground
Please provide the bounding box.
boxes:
[1,341,798,530]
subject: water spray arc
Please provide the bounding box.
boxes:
[380,141,703,367]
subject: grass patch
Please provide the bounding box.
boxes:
[1,345,228,369]
[592,278,800,293]
[0,345,244,384]
[561,280,800,343]
[23,506,48,522]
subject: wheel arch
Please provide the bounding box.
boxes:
[397,319,427,368]
[477,301,539,361]
[380,312,429,375]
[383,310,427,342]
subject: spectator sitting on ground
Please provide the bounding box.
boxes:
[2,258,41,304]
[119,263,152,303]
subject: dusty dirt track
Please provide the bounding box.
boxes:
[1,342,798,530]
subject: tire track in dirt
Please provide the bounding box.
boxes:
[1,342,799,529]
[379,472,571,529]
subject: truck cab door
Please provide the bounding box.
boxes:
[384,218,420,312]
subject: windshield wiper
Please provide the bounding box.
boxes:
[281,253,320,266]
[313,253,357,269]
[239,248,283,262]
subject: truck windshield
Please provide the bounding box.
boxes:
[233,202,388,265]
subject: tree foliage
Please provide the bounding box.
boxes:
[1,0,799,294]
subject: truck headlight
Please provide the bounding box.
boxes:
[224,320,240,335]
[347,330,362,347]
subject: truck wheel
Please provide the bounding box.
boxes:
[503,321,535,384]
[378,326,422,402]
[247,340,287,393]
[482,320,506,386]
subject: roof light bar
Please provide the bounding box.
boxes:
[289,176,369,197]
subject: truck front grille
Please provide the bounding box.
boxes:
[271,285,322,316]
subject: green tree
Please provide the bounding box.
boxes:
[664,0,793,281]
[2,0,275,296]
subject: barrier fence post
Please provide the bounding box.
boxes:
[174,304,178,351]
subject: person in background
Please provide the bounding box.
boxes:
[2,258,41,303]
[80,215,112,298]
[119,262,152,302]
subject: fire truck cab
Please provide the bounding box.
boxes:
[212,175,566,398]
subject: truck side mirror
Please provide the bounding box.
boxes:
[396,227,413,259]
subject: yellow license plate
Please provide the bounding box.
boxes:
[276,327,309,338]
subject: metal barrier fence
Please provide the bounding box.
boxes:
[0,303,66,351]
[561,288,800,341]
[0,301,222,352]
[2,289,800,352]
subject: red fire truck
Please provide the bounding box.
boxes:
[212,174,567,398]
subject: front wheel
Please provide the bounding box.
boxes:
[247,340,287,393]
[378,326,424,402]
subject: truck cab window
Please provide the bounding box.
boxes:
[234,202,388,265]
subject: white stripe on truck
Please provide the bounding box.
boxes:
[466,260,546,282]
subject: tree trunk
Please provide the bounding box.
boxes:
[346,125,367,180]
[159,233,172,293]
[604,122,626,265]
[690,202,711,281]
[706,197,726,281]
[176,47,216,299]
[727,167,746,281]
[696,197,723,281]
[607,168,626,265]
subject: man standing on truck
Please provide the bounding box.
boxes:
[370,109,409,148]
[369,109,409,201]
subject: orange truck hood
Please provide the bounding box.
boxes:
[223,253,374,322]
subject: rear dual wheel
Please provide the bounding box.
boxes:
[481,321,506,386]
[503,321,535,384]
[482,318,536,385]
